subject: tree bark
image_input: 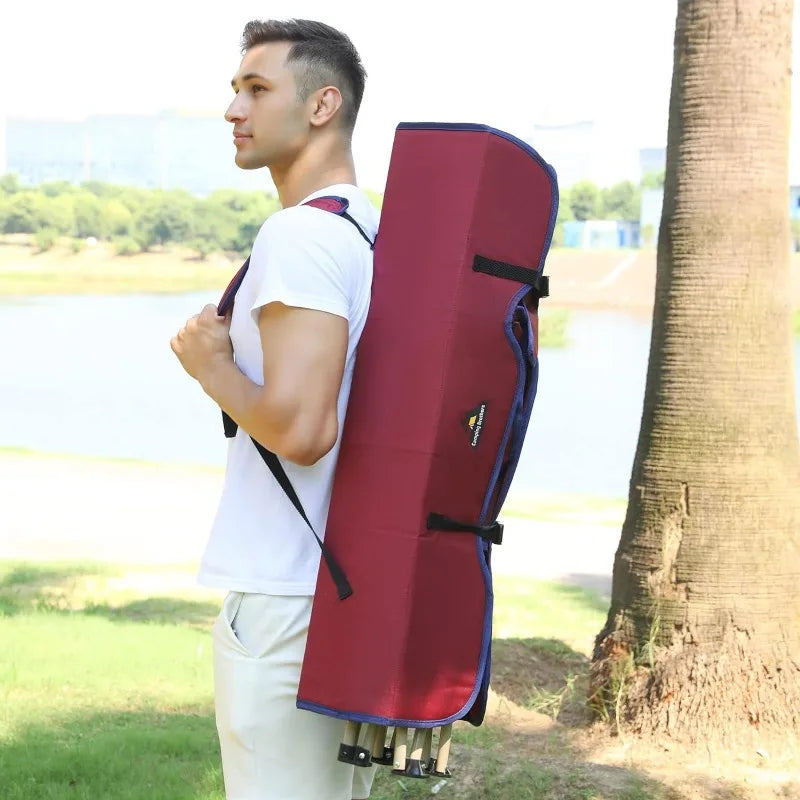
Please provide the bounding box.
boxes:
[591,0,800,752]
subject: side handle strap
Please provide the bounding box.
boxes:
[427,512,504,545]
[473,255,549,299]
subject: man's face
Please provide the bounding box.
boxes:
[225,42,311,170]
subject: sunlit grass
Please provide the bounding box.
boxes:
[538,307,572,348]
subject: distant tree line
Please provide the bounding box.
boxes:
[0,173,285,258]
[1,168,721,256]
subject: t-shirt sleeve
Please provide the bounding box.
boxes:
[248,206,353,322]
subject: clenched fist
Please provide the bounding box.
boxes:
[171,304,233,382]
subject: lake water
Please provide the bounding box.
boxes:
[1,294,798,498]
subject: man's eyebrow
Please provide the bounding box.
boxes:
[231,72,271,88]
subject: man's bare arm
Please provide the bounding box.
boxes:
[195,302,348,466]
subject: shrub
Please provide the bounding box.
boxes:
[114,236,142,256]
[34,228,58,252]
[190,238,216,260]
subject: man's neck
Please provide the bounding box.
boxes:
[271,144,357,208]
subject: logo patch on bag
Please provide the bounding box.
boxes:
[463,403,487,448]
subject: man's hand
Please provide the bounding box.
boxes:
[172,299,347,466]
[170,304,233,383]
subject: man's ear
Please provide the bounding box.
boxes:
[309,86,343,128]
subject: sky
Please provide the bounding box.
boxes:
[1,0,799,191]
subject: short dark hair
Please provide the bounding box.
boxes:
[241,19,367,133]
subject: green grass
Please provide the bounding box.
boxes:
[538,307,572,348]
[0,561,677,800]
[493,576,607,654]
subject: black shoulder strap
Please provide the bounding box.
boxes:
[249,437,352,600]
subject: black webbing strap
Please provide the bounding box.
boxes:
[427,512,504,545]
[222,411,237,438]
[341,211,375,250]
[250,437,353,600]
[473,255,549,299]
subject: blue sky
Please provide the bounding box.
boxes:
[2,0,798,189]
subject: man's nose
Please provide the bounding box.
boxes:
[224,97,246,123]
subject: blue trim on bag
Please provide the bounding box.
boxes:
[297,699,444,728]
[453,288,531,723]
[479,286,530,527]
[492,305,539,516]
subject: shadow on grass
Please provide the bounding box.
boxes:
[2,705,742,800]
[547,581,610,615]
[0,709,223,800]
[485,637,800,799]
[491,636,591,726]
[0,561,218,629]
[561,572,613,600]
[5,707,794,800]
[370,721,685,800]
[0,561,117,590]
[84,598,220,629]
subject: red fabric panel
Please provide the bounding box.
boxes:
[298,126,555,724]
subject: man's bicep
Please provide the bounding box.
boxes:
[257,302,348,412]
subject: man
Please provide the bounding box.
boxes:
[170,19,378,800]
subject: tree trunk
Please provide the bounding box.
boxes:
[591,0,800,753]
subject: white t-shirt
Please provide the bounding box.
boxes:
[197,184,379,595]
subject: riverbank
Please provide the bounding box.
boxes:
[5,234,799,312]
[0,235,235,295]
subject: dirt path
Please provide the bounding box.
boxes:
[0,453,619,595]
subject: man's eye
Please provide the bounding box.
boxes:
[252,85,266,94]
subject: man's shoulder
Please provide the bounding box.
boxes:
[253,195,376,263]
[256,203,341,242]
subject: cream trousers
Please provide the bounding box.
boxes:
[212,591,376,800]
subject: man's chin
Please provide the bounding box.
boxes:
[234,152,267,170]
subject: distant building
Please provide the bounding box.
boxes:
[0,117,6,175]
[791,185,800,221]
[3,113,272,195]
[562,219,640,249]
[639,147,666,181]
[639,188,664,246]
